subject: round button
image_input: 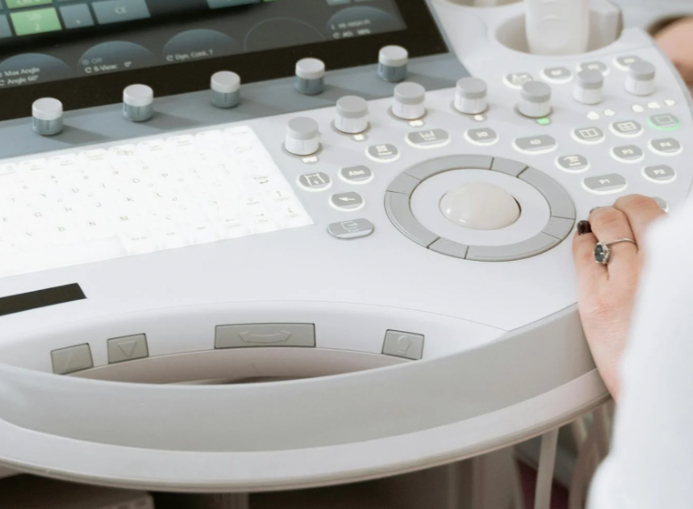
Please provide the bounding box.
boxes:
[211,71,241,109]
[285,117,320,156]
[392,82,426,120]
[626,61,656,96]
[32,97,63,136]
[123,84,154,122]
[573,70,604,105]
[378,45,408,82]
[454,77,487,115]
[295,58,325,95]
[518,81,551,118]
[440,182,520,231]
[335,95,369,134]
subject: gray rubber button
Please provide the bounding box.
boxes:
[521,81,551,103]
[467,234,559,262]
[108,334,149,364]
[287,117,319,140]
[340,165,373,183]
[543,67,572,82]
[615,55,642,69]
[543,217,575,240]
[51,344,93,375]
[579,61,609,75]
[557,155,589,172]
[298,172,331,190]
[520,168,576,219]
[505,72,533,88]
[650,138,682,154]
[466,128,498,145]
[583,174,627,193]
[573,127,605,143]
[515,135,557,153]
[456,77,487,99]
[216,324,315,349]
[383,330,424,360]
[649,114,680,129]
[295,58,325,95]
[492,157,527,177]
[385,192,439,247]
[331,192,364,211]
[644,165,676,182]
[612,145,644,162]
[378,45,408,82]
[328,219,375,240]
[611,120,642,136]
[407,129,450,147]
[367,144,399,162]
[123,84,154,122]
[429,238,469,259]
[576,70,604,89]
[630,61,655,80]
[210,71,241,109]
[32,97,63,136]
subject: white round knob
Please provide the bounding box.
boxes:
[625,61,656,96]
[378,45,408,82]
[211,71,241,109]
[295,58,325,95]
[440,182,520,231]
[32,97,63,136]
[573,70,604,105]
[517,81,552,118]
[454,77,488,115]
[392,82,426,120]
[335,96,369,134]
[285,117,320,156]
[123,84,154,122]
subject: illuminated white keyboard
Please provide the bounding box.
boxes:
[0,125,312,278]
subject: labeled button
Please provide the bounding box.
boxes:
[650,138,682,155]
[504,72,533,89]
[614,55,642,70]
[108,334,148,364]
[572,127,605,144]
[583,174,627,193]
[367,143,400,162]
[328,219,375,239]
[298,172,331,191]
[465,127,498,145]
[578,61,609,76]
[557,154,589,172]
[514,135,557,154]
[10,7,61,36]
[51,344,93,375]
[648,113,681,131]
[92,0,150,24]
[382,330,424,360]
[542,66,572,83]
[610,120,643,137]
[643,165,676,182]
[340,165,373,184]
[215,324,315,349]
[330,192,364,211]
[406,129,450,148]
[611,145,644,163]
[59,3,94,29]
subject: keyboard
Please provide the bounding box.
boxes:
[0,125,313,278]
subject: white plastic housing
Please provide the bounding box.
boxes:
[525,0,590,55]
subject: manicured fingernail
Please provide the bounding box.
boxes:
[577,220,592,235]
[589,207,601,214]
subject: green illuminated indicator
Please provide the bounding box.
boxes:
[537,117,552,126]
[647,119,681,131]
[10,7,61,36]
[6,0,51,9]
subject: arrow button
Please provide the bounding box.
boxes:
[108,334,149,364]
[330,192,364,211]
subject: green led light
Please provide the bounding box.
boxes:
[537,117,552,126]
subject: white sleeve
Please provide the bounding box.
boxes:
[588,201,693,509]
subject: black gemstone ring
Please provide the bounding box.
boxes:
[594,238,637,265]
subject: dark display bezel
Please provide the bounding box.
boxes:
[0,1,447,121]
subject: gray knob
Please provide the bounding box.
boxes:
[378,45,408,83]
[454,77,488,114]
[517,81,552,118]
[335,96,369,134]
[211,71,241,109]
[392,82,426,120]
[626,61,656,96]
[32,98,63,136]
[123,84,154,122]
[285,117,321,156]
[574,70,604,104]
[295,58,325,95]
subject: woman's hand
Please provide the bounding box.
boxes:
[572,195,666,399]
[655,17,693,90]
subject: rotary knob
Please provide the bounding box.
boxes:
[32,97,63,136]
[625,61,656,96]
[285,117,321,156]
[378,45,408,83]
[573,70,604,105]
[123,84,154,122]
[454,77,488,115]
[211,71,241,109]
[295,58,325,95]
[392,82,426,120]
[517,81,552,118]
[334,96,369,134]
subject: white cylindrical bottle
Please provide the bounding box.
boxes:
[526,0,591,56]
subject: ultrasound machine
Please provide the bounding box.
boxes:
[0,0,690,507]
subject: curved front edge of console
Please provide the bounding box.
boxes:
[0,305,607,491]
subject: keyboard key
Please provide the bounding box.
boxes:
[583,174,627,194]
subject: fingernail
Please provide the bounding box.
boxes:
[577,220,592,235]
[589,207,601,214]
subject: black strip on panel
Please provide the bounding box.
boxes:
[0,284,86,317]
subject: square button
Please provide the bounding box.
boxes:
[10,7,61,36]
[383,330,425,360]
[0,15,11,38]
[108,334,149,363]
[51,344,93,375]
[60,3,94,29]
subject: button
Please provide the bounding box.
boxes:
[392,82,426,120]
[572,127,605,144]
[466,234,559,262]
[465,127,498,146]
[367,143,400,163]
[610,120,643,137]
[385,191,439,247]
[492,157,527,177]
[285,117,320,156]
[625,61,656,96]
[51,344,93,375]
[517,81,552,118]
[406,129,451,148]
[378,45,408,83]
[557,154,590,172]
[10,7,60,35]
[298,172,331,191]
[504,72,533,89]
[92,0,150,25]
[648,113,681,131]
[440,182,520,231]
[330,192,364,211]
[429,238,469,259]
[383,330,424,360]
[650,138,682,155]
[611,145,644,163]
[32,97,63,136]
[210,71,241,109]
[542,66,572,83]
[295,58,325,95]
[454,77,488,114]
[543,217,575,240]
[573,70,604,105]
[335,96,369,134]
[387,173,419,195]
[643,164,676,183]
[59,3,94,29]
[215,324,315,349]
[614,55,642,70]
[520,168,576,219]
[583,174,627,193]
[123,84,154,122]
[514,134,557,154]
[328,219,375,240]
[108,334,149,364]
[578,61,609,76]
[340,165,373,184]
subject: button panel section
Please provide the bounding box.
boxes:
[51,344,93,375]
[328,219,375,240]
[330,192,365,211]
[215,324,315,349]
[382,330,425,360]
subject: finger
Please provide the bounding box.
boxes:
[573,226,607,291]
[613,194,667,248]
[589,207,638,276]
